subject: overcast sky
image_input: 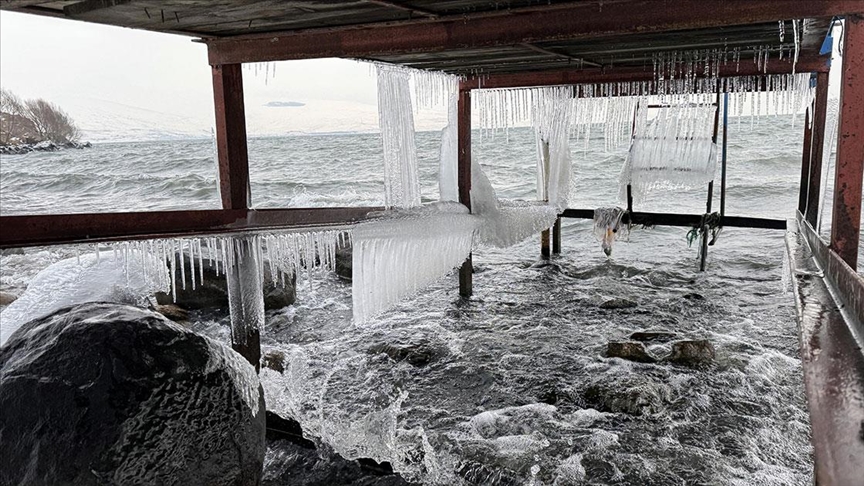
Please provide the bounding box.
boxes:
[0,10,390,137]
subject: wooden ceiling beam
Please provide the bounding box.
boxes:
[205,0,860,65]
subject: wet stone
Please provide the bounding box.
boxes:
[335,242,352,281]
[599,298,638,309]
[0,291,18,306]
[367,342,447,367]
[266,411,315,449]
[0,303,266,486]
[630,330,678,343]
[683,292,705,300]
[582,379,671,416]
[153,303,189,323]
[262,349,286,374]
[667,339,716,367]
[606,341,658,363]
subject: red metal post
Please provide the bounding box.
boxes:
[830,15,864,269]
[212,63,260,370]
[806,72,830,225]
[798,104,813,215]
[458,89,473,297]
[212,63,250,210]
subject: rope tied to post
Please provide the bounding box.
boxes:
[686,212,722,247]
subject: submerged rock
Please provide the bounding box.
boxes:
[155,252,295,311]
[262,349,286,373]
[667,339,716,367]
[582,379,671,415]
[367,341,447,367]
[266,411,316,449]
[629,330,678,343]
[0,303,266,486]
[605,341,658,363]
[0,291,17,306]
[599,298,637,310]
[335,242,352,281]
[153,303,189,322]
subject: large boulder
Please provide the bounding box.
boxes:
[156,253,295,311]
[0,303,266,486]
[582,378,671,415]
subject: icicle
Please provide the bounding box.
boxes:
[376,64,421,209]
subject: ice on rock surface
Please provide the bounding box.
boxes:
[352,202,480,323]
[0,250,167,345]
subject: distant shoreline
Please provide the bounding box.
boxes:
[0,140,91,155]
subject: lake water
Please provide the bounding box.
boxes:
[0,117,827,485]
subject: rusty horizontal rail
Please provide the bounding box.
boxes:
[204,1,862,65]
[0,207,381,249]
[560,209,786,230]
[460,57,829,91]
[787,213,864,484]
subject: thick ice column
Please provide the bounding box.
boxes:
[538,139,551,259]
[212,62,261,370]
[377,65,421,209]
[226,237,264,372]
[439,82,459,202]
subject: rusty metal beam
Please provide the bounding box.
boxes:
[460,56,829,91]
[458,89,472,298]
[806,72,830,226]
[518,43,603,68]
[212,63,250,210]
[364,0,439,18]
[204,1,862,65]
[788,215,864,485]
[830,15,864,268]
[0,207,379,249]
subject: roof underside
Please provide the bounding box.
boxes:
[2,1,835,76]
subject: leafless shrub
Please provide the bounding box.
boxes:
[0,89,80,145]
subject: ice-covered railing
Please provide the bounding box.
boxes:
[351,203,479,323]
[619,98,719,202]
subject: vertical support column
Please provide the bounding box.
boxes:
[213,64,250,210]
[457,89,473,297]
[806,72,830,226]
[540,139,551,259]
[798,107,813,215]
[227,237,263,373]
[212,63,261,370]
[830,15,864,269]
[552,217,562,255]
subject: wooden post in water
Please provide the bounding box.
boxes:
[806,72,830,226]
[552,217,561,255]
[457,89,473,297]
[830,15,864,269]
[540,139,551,259]
[212,63,262,371]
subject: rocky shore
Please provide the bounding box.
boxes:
[0,140,92,155]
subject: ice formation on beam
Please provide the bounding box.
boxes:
[438,77,459,202]
[593,207,629,257]
[533,86,574,210]
[619,99,719,202]
[376,65,421,209]
[471,159,559,248]
[351,203,479,323]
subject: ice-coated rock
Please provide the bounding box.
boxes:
[0,303,266,486]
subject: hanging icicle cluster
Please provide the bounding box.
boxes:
[533,86,575,210]
[620,99,719,202]
[376,64,422,209]
[351,203,479,323]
